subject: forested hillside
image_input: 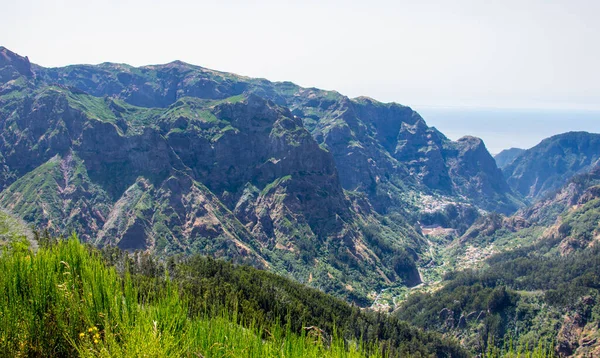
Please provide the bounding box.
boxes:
[396,165,600,356]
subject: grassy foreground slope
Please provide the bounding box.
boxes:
[0,236,378,357]
[0,224,466,357]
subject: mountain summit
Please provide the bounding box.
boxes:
[0,47,34,80]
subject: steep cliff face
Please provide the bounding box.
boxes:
[503,132,600,200]
[31,56,520,216]
[264,94,521,215]
[446,136,517,210]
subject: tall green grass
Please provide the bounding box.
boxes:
[0,236,379,357]
[484,336,556,358]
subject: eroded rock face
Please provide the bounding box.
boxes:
[292,96,521,215]
[448,136,512,199]
[0,83,352,250]
[33,57,521,215]
[459,213,506,243]
[556,314,586,357]
[157,95,351,242]
[396,120,450,193]
[523,166,600,255]
[0,153,112,243]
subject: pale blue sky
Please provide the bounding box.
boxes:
[3,0,600,109]
[2,0,600,150]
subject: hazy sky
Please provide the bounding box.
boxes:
[3,0,600,109]
[414,107,600,154]
[2,0,600,149]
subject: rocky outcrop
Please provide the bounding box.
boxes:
[395,118,452,191]
[458,213,508,244]
[556,310,600,358]
[0,47,34,82]
[460,164,600,250]
[517,166,600,255]
[0,153,112,243]
[557,314,585,357]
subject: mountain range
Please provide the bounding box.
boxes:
[0,46,526,302]
[3,45,600,356]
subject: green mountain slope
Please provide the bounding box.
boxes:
[503,131,600,200]
[396,165,600,356]
[4,46,600,357]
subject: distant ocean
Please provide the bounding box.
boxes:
[412,107,600,154]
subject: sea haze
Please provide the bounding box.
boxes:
[414,107,600,154]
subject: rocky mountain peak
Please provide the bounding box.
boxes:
[0,46,34,81]
[454,136,495,160]
[456,135,483,146]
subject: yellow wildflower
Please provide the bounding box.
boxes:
[79,332,85,339]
